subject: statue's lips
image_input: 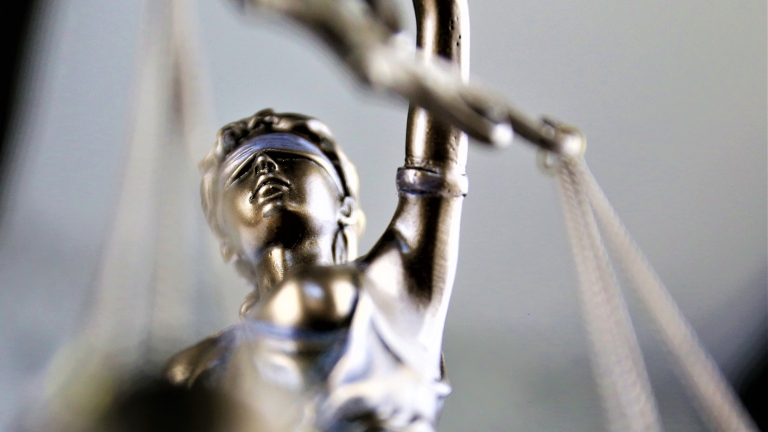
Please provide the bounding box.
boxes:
[253,174,290,203]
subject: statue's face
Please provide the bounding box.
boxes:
[219,148,344,262]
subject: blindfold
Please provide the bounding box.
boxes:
[221,133,345,196]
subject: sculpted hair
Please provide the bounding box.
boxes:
[199,109,366,286]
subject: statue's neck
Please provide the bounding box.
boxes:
[253,234,336,298]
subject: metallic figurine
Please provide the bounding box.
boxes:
[165,2,471,429]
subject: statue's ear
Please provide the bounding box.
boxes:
[336,196,361,261]
[338,196,355,227]
[332,228,348,265]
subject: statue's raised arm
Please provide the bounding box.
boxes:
[360,0,469,375]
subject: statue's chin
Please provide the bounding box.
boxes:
[261,200,285,218]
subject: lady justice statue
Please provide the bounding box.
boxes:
[164,2,472,430]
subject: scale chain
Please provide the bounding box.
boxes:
[573,161,758,432]
[556,158,663,432]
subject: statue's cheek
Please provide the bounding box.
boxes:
[291,174,343,223]
[220,186,258,226]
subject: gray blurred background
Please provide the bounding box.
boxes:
[0,0,765,430]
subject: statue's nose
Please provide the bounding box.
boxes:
[255,153,278,174]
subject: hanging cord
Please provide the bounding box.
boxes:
[556,157,663,432]
[550,145,758,432]
[573,160,759,432]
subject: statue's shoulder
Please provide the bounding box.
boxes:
[164,326,239,387]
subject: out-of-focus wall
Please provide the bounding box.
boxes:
[0,0,765,430]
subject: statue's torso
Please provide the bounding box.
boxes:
[165,264,363,388]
